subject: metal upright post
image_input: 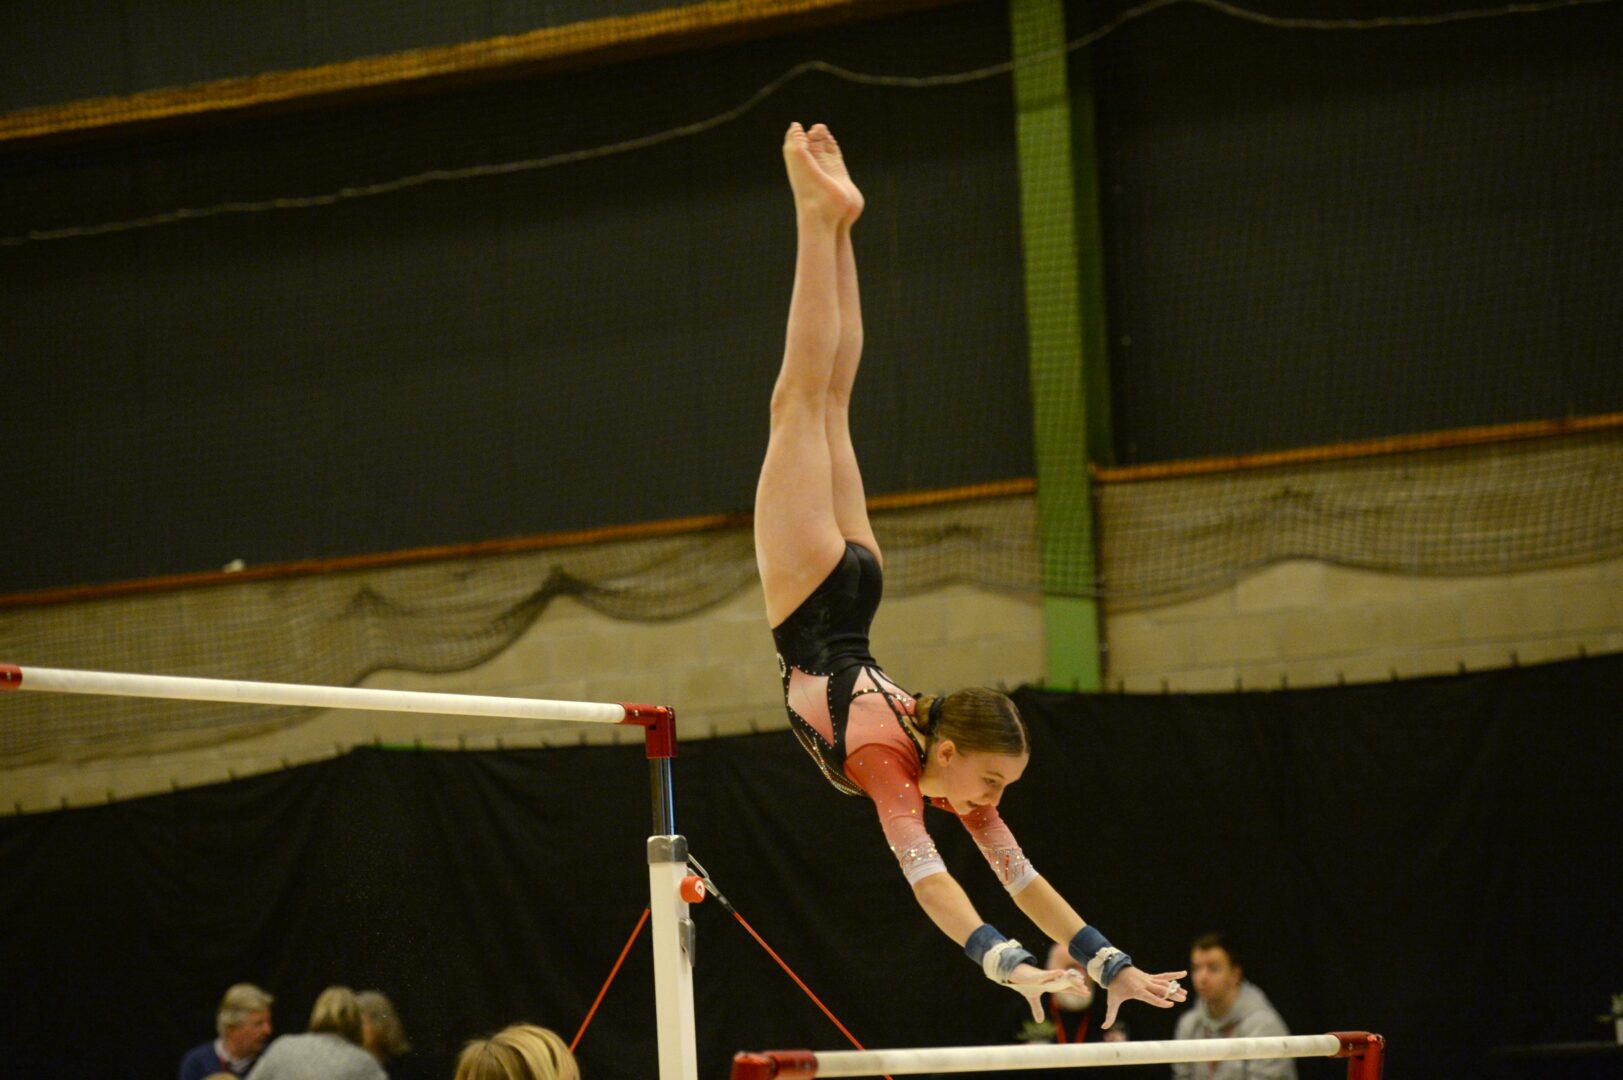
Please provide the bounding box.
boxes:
[629,705,698,1080]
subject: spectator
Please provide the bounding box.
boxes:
[179,982,273,1080]
[249,985,386,1080]
[1172,933,1295,1080]
[454,1024,580,1080]
[357,990,412,1071]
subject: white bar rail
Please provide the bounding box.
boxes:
[732,1032,1387,1078]
[0,663,629,724]
[809,1035,1336,1074]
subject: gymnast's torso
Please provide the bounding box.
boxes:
[771,542,1035,891]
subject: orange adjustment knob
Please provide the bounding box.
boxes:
[680,875,707,904]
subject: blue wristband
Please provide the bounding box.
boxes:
[1068,925,1110,965]
[965,924,1035,981]
[1068,925,1133,986]
[964,924,1006,966]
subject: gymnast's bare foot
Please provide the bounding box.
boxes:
[784,122,864,225]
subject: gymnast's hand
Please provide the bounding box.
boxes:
[1102,964,1189,1028]
[1002,962,1093,1022]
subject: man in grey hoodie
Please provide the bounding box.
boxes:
[1171,932,1295,1079]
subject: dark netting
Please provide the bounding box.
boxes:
[1085,0,1623,463]
[0,2,1034,596]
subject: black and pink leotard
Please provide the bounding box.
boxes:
[772,541,1036,893]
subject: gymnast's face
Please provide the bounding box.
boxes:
[921,740,1028,814]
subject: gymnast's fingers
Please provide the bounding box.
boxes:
[1141,973,1186,1007]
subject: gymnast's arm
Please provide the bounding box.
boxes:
[843,747,1068,962]
[1010,874,1085,943]
[843,743,989,945]
[911,870,990,944]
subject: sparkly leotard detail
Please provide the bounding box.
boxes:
[772,542,1036,892]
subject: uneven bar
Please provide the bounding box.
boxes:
[0,663,629,724]
[732,1032,1386,1077]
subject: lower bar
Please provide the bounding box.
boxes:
[732,1033,1385,1077]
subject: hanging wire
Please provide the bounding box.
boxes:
[0,0,1612,248]
[687,853,890,1077]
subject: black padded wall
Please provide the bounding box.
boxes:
[1085,0,1623,463]
[0,1,733,110]
[1,3,1033,594]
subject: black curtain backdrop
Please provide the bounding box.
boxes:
[2,654,1620,1079]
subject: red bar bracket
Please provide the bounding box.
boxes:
[729,1053,775,1080]
[729,1050,817,1079]
[617,703,676,760]
[1331,1031,1386,1079]
[0,663,21,691]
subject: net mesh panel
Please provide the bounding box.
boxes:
[0,495,1040,765]
[8,424,1623,765]
[0,3,1034,596]
[1097,428,1623,612]
[3,0,1621,766]
[1085,0,1623,462]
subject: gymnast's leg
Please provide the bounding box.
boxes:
[821,130,880,569]
[755,122,868,627]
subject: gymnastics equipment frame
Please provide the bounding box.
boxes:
[0,662,701,1080]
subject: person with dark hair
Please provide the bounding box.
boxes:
[248,986,387,1080]
[178,982,274,1080]
[756,121,1187,1026]
[1172,933,1295,1079]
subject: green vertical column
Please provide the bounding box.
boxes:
[1008,0,1112,690]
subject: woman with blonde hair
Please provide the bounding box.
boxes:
[757,121,1188,1028]
[453,1024,579,1080]
[248,985,386,1080]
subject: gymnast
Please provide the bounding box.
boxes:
[755,121,1188,1026]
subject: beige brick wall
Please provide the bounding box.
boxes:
[3,583,1046,813]
[1103,554,1623,692]
[13,551,1619,811]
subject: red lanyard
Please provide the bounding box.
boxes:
[1049,998,1091,1045]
